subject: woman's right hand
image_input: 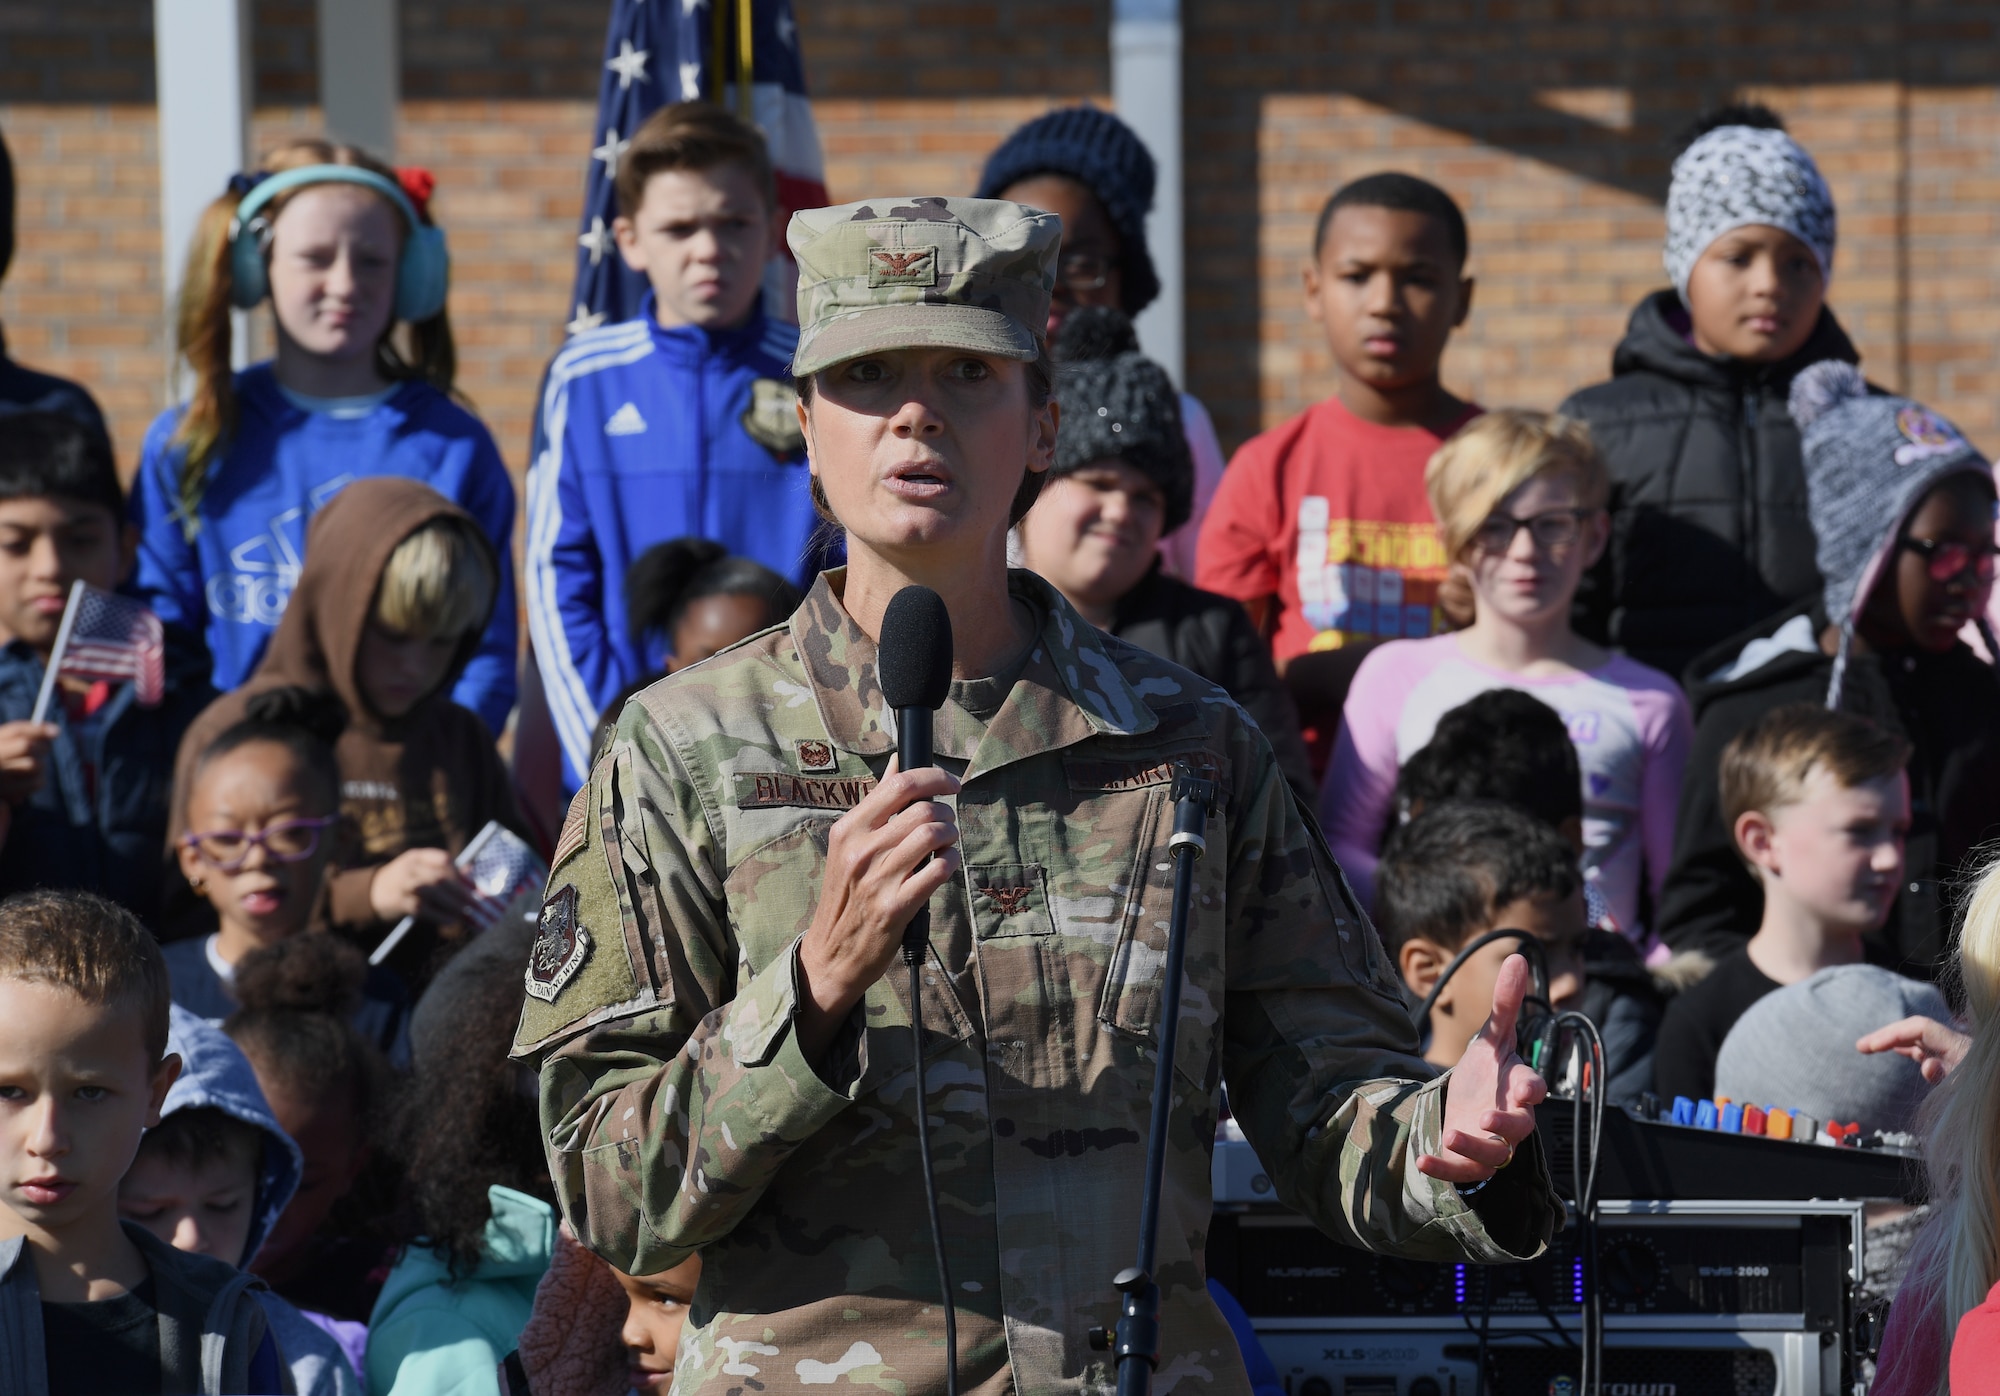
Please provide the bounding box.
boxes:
[796,760,962,1062]
[368,846,477,923]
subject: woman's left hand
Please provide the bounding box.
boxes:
[1420,953,1548,1185]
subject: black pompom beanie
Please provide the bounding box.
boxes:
[1051,308,1192,533]
[976,105,1162,318]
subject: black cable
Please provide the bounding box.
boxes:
[1412,928,1551,1032]
[1549,1011,1607,1396]
[907,948,959,1396]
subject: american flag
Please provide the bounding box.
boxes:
[458,821,550,934]
[566,0,829,337]
[369,819,549,965]
[55,584,165,707]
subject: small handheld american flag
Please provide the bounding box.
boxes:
[370,821,549,965]
[31,581,166,723]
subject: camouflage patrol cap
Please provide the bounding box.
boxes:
[788,196,1059,378]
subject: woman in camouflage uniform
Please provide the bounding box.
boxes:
[512,196,1558,1396]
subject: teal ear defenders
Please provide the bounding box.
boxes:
[227,165,450,322]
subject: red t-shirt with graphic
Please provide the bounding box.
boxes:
[1196,394,1482,665]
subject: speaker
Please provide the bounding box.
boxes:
[1252,1326,1830,1396]
[1209,1200,1866,1396]
[227,165,450,323]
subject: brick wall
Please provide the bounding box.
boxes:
[1186,0,2000,453]
[3,0,1999,477]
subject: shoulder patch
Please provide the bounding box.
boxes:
[733,770,877,812]
[741,377,805,458]
[525,884,592,1002]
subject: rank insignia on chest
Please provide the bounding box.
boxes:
[741,377,806,458]
[795,739,838,773]
[525,884,592,1002]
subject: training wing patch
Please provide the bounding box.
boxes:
[525,884,593,1002]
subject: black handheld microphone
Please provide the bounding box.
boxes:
[877,585,953,959]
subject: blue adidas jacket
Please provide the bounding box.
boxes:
[0,629,213,926]
[526,300,829,792]
[129,366,518,735]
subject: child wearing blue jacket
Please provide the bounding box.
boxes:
[0,414,214,925]
[527,103,829,794]
[129,139,517,737]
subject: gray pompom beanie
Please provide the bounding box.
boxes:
[1788,359,1991,706]
[1050,307,1193,533]
[1664,124,1836,301]
[1715,964,1949,1136]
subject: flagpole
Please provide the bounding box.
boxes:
[30,580,86,725]
[736,0,753,120]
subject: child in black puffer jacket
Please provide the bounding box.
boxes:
[1562,104,1856,681]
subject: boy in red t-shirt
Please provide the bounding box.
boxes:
[1197,172,1479,771]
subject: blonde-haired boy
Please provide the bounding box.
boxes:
[1654,702,1910,1103]
[1321,408,1694,945]
[0,889,291,1393]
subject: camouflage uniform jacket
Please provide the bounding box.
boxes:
[512,569,1559,1396]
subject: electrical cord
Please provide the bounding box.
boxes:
[906,945,959,1396]
[1550,1011,1607,1396]
[1412,929,1551,1033]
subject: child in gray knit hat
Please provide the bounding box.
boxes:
[1717,963,1946,1140]
[1014,307,1313,800]
[1654,362,2000,985]
[1560,104,1857,679]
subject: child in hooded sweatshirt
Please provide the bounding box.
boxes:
[1657,362,2000,983]
[118,1003,362,1395]
[367,917,558,1396]
[128,140,517,736]
[171,476,529,971]
[226,934,396,1342]
[1561,105,1851,679]
[0,889,287,1395]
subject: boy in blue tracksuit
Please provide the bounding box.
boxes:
[527,103,828,793]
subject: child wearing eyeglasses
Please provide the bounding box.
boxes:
[1658,363,2000,985]
[1320,409,1693,950]
[164,684,409,1058]
[170,477,529,986]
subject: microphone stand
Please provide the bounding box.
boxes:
[1090,767,1217,1396]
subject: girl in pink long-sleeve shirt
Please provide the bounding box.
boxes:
[1319,410,1692,948]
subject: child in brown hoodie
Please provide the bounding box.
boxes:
[171,477,528,968]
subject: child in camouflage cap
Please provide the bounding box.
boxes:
[514,195,1559,1396]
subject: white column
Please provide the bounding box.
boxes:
[317,0,400,159]
[154,0,251,376]
[1112,0,1183,385]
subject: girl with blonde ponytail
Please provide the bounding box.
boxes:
[1872,857,2000,1394]
[130,139,516,734]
